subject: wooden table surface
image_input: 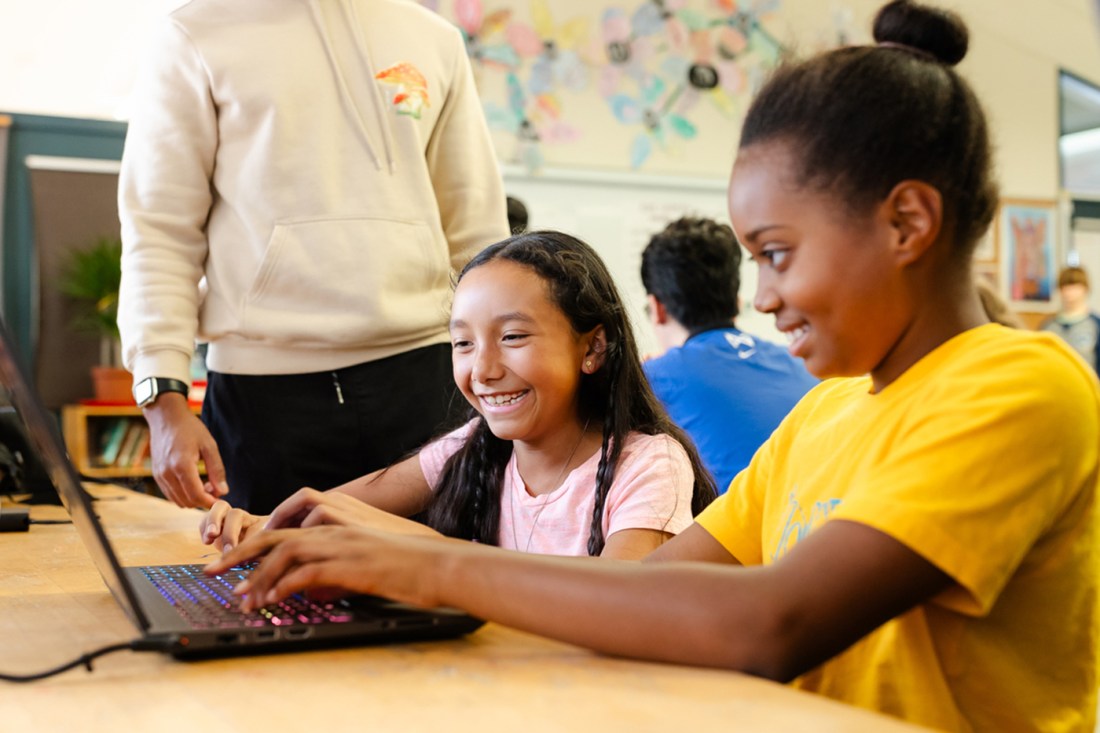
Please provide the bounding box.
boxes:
[0,486,929,732]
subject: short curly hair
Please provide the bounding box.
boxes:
[640,217,741,331]
[739,0,998,260]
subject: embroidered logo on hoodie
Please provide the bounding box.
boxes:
[375,63,430,119]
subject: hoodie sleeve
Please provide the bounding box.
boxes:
[117,17,215,385]
[423,27,509,271]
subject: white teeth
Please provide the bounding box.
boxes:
[786,325,809,343]
[483,392,525,406]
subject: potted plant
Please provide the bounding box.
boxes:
[59,236,133,402]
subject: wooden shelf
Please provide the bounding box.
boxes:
[61,403,201,479]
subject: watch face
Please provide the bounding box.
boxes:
[134,379,155,405]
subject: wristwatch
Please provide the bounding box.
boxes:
[133,377,190,408]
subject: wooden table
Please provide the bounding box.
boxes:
[0,486,929,732]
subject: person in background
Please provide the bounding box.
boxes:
[201,231,716,559]
[641,216,816,492]
[1041,266,1100,370]
[506,195,529,234]
[210,2,1099,730]
[118,0,509,513]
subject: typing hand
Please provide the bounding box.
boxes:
[267,488,442,538]
[200,500,267,553]
[205,525,452,612]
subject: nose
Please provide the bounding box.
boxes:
[753,270,781,315]
[471,344,503,384]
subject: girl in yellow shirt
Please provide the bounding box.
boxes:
[208,1,1099,729]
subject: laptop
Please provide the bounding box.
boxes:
[0,320,483,658]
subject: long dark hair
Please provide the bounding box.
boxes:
[423,231,717,555]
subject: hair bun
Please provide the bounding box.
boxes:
[872,0,968,66]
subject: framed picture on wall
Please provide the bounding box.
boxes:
[998,198,1059,311]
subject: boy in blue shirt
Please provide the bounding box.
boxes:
[641,217,816,493]
[1041,266,1100,372]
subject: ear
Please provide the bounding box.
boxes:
[646,294,670,326]
[883,180,942,266]
[582,325,608,374]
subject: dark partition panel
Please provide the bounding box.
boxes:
[29,163,121,408]
[0,113,126,395]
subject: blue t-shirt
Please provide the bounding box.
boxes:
[644,328,817,494]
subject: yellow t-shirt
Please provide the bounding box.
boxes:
[697,324,1100,732]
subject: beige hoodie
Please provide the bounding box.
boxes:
[118,0,508,385]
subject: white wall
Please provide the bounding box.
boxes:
[3,0,1098,198]
[3,0,1099,339]
[0,0,183,121]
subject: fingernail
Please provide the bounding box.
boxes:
[217,481,230,495]
[222,544,233,554]
[265,590,278,604]
[233,580,250,595]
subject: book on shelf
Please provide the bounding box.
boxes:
[115,422,150,469]
[129,428,152,469]
[97,418,130,467]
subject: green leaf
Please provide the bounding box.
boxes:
[59,236,122,340]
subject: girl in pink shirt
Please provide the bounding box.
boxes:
[203,231,716,559]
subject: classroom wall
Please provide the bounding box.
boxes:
[3,0,1097,198]
[0,0,181,123]
[4,0,1095,189]
[2,0,1099,347]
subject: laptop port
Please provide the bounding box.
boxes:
[386,617,423,629]
[215,633,243,645]
[254,629,278,641]
[285,627,312,639]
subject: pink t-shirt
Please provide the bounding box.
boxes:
[418,421,696,556]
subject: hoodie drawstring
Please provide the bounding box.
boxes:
[346,0,397,173]
[331,371,345,405]
[307,0,394,173]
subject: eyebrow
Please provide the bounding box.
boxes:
[449,311,537,330]
[741,224,783,243]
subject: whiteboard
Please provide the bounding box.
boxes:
[500,164,783,356]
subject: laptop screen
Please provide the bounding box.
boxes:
[0,319,150,630]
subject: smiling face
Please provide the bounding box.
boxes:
[728,141,916,383]
[450,259,594,449]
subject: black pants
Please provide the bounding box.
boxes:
[202,343,465,514]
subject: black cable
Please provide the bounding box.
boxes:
[0,637,173,682]
[29,518,71,525]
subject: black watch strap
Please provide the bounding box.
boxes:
[133,377,190,407]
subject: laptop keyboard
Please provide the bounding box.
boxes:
[140,563,355,630]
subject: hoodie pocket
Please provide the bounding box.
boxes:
[242,216,448,343]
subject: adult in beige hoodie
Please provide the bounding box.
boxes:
[118,0,509,513]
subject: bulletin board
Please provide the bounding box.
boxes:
[419,0,792,178]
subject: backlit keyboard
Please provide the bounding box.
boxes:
[140,563,355,630]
